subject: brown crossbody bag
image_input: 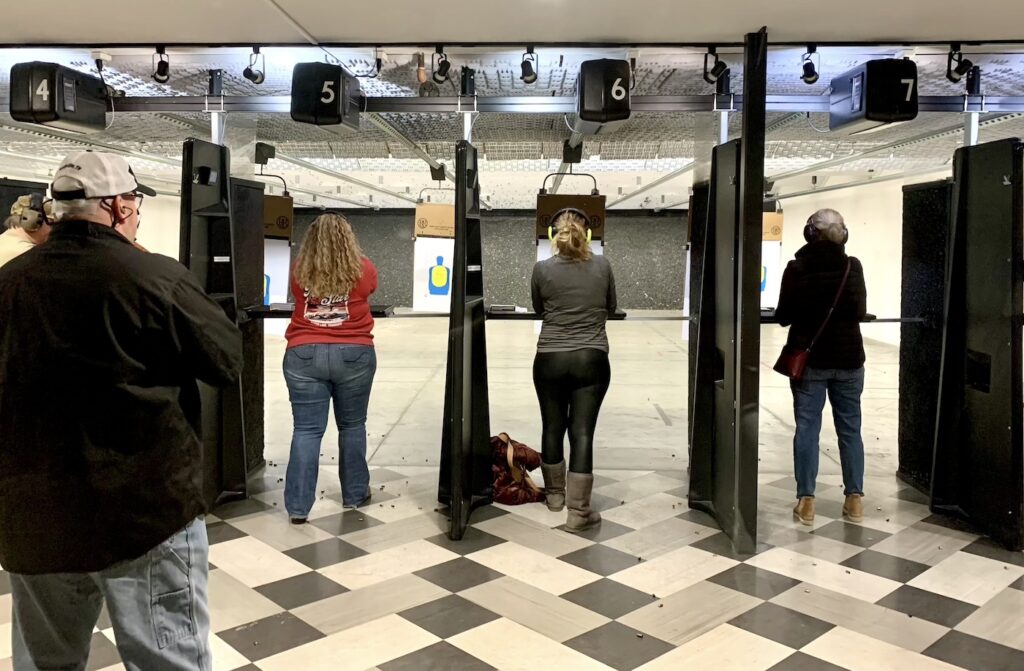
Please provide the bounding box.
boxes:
[773,259,851,380]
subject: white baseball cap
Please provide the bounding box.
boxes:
[50,151,157,201]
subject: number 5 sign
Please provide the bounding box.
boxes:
[291,62,349,126]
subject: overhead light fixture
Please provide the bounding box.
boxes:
[800,45,819,85]
[946,43,973,83]
[415,52,428,84]
[703,47,728,85]
[243,46,265,85]
[433,46,451,84]
[521,46,538,84]
[152,47,170,84]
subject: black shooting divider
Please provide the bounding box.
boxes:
[898,180,952,493]
[932,138,1024,550]
[438,140,494,540]
[179,138,254,506]
[688,27,768,556]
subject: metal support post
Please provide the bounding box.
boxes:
[211,111,227,147]
[964,112,980,147]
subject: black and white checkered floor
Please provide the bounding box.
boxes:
[4,466,1019,671]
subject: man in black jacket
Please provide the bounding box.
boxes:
[775,208,867,527]
[0,151,242,670]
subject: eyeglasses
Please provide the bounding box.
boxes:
[121,192,144,212]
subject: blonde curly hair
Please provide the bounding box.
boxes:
[294,213,365,297]
[552,210,592,262]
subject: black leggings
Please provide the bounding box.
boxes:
[533,349,611,474]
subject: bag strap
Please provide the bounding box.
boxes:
[806,259,852,352]
[503,435,542,494]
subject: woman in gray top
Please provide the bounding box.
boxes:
[531,209,617,533]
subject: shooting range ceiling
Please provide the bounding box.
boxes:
[0,45,1023,208]
[1,0,1023,45]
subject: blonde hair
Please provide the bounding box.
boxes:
[552,211,592,262]
[294,213,365,297]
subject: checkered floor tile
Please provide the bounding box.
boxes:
[3,467,1024,670]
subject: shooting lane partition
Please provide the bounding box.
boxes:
[179,138,258,505]
[898,180,952,493]
[687,183,711,446]
[933,138,1024,550]
[688,28,767,555]
[438,140,493,540]
[232,178,268,473]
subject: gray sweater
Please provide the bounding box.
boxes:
[531,254,617,353]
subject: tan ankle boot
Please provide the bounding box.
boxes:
[793,497,815,526]
[565,472,601,533]
[541,461,566,512]
[843,494,864,522]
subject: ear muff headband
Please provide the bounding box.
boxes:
[804,219,849,244]
[548,207,593,242]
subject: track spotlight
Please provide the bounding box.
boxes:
[433,46,451,84]
[152,47,170,84]
[946,44,973,83]
[800,46,819,85]
[521,46,538,84]
[243,47,265,85]
[703,47,728,85]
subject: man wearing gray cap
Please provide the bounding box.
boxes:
[0,151,242,670]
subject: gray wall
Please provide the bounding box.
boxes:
[293,209,687,309]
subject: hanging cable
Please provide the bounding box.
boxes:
[260,165,290,196]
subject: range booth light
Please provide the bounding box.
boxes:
[9,61,108,134]
[829,58,919,133]
[290,62,363,129]
[574,58,632,135]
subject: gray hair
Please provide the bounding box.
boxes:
[51,198,105,223]
[808,208,847,244]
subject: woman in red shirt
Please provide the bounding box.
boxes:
[284,213,378,523]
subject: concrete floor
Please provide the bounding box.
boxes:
[263,310,901,486]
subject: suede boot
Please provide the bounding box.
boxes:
[541,461,566,512]
[793,497,815,526]
[843,494,864,523]
[565,472,601,533]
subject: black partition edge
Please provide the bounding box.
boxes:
[179,139,248,506]
[732,27,767,552]
[438,140,493,540]
[897,180,952,493]
[687,183,711,448]
[688,140,740,529]
[687,28,766,555]
[932,138,1024,550]
[230,177,267,473]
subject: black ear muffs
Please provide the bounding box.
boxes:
[548,207,593,242]
[804,220,849,245]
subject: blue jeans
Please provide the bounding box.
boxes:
[791,367,865,499]
[9,518,209,671]
[284,343,377,514]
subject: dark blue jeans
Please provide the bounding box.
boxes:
[283,344,377,515]
[791,367,865,499]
